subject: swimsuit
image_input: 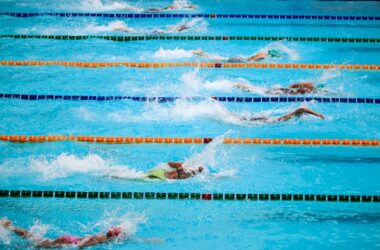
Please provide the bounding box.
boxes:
[58,235,81,245]
[226,56,246,63]
[147,169,167,180]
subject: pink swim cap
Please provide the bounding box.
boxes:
[106,227,122,238]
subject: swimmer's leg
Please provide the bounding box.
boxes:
[277,107,325,122]
[234,83,254,92]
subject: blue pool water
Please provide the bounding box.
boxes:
[0,0,380,249]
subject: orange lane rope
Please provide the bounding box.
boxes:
[0,135,379,146]
[1,61,380,70]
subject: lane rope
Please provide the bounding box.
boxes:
[1,35,379,43]
[1,61,379,70]
[1,135,379,146]
[0,190,379,202]
[1,12,379,21]
[1,93,379,104]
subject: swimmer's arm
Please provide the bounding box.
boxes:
[78,234,107,249]
[167,162,183,169]
[247,52,268,61]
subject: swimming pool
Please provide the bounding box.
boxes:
[0,0,380,249]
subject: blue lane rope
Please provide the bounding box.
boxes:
[1,190,379,202]
[0,93,379,104]
[1,13,379,21]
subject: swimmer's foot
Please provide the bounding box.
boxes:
[0,218,12,228]
[192,49,204,56]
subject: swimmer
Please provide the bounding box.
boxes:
[233,107,325,123]
[192,49,285,62]
[114,26,135,33]
[151,18,201,35]
[116,19,198,34]
[235,82,326,95]
[0,218,127,248]
[146,162,204,180]
[147,1,197,12]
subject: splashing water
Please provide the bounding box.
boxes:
[316,69,341,83]
[28,221,51,243]
[182,132,237,181]
[82,211,147,238]
[180,69,263,95]
[0,224,11,245]
[80,0,143,12]
[27,153,145,180]
[152,47,195,60]
[84,20,136,33]
[171,0,198,10]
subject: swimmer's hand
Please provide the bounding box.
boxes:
[317,114,325,120]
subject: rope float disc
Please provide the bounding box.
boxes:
[1,61,380,71]
[1,35,379,43]
[0,135,379,146]
[1,12,379,21]
[0,93,379,104]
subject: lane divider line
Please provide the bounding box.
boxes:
[0,190,379,202]
[1,13,379,21]
[1,61,379,70]
[1,35,379,43]
[1,135,379,146]
[1,93,379,104]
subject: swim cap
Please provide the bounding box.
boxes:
[107,227,122,238]
[316,84,325,89]
[267,49,283,58]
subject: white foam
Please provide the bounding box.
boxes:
[83,211,146,238]
[172,0,197,10]
[28,153,145,180]
[0,223,11,245]
[28,221,50,243]
[316,69,341,83]
[80,0,143,12]
[179,70,244,95]
[84,20,136,33]
[183,134,226,171]
[152,47,195,59]
[74,107,97,121]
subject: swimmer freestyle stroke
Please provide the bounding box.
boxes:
[146,1,197,12]
[234,82,326,95]
[192,48,285,62]
[231,107,325,123]
[114,18,202,35]
[111,162,204,181]
[0,219,161,249]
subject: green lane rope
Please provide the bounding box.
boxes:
[1,35,379,43]
[0,190,379,202]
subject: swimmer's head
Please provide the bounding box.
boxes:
[198,166,204,173]
[268,49,285,58]
[107,227,122,238]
